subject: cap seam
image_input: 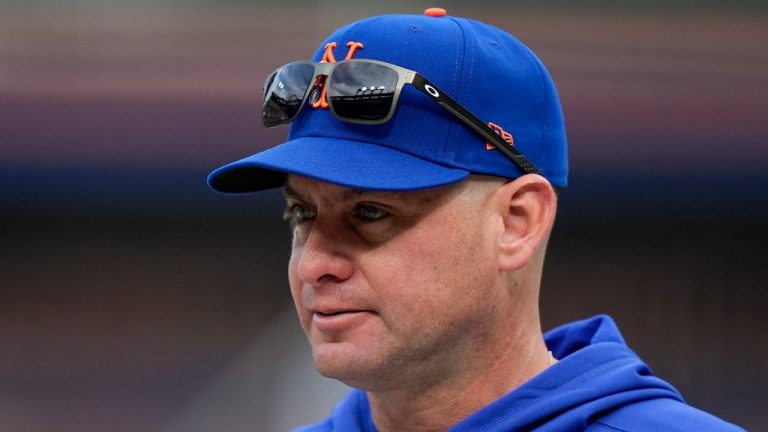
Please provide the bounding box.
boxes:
[442,16,470,165]
[517,43,549,164]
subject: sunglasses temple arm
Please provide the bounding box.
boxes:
[411,75,542,176]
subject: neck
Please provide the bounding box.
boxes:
[367,312,552,432]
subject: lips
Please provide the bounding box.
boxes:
[311,302,368,316]
[314,307,360,315]
[315,310,353,317]
[310,307,374,332]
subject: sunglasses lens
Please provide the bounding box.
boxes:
[262,62,316,127]
[328,62,399,122]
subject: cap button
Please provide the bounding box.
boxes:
[424,7,447,17]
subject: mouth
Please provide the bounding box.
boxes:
[312,305,367,316]
[316,311,349,317]
[314,309,364,318]
[311,309,373,331]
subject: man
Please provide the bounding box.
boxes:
[208,8,743,432]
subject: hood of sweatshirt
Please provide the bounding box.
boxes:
[298,315,685,432]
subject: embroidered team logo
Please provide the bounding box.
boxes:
[308,41,364,109]
[486,122,514,150]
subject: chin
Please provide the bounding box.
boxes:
[312,342,393,389]
[312,341,364,377]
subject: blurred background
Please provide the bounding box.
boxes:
[2,0,766,430]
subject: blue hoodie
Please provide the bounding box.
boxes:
[293,315,743,431]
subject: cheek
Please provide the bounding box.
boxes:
[368,221,494,320]
[287,248,310,328]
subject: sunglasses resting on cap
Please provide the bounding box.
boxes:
[262,59,541,177]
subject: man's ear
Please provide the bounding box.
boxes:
[495,175,557,271]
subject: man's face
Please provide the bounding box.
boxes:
[283,175,508,390]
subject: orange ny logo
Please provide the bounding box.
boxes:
[309,41,364,109]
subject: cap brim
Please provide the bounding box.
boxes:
[207,136,470,193]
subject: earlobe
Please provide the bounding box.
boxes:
[496,175,557,271]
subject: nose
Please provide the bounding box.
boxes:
[294,218,355,286]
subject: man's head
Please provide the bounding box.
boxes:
[207,9,568,391]
[282,173,557,391]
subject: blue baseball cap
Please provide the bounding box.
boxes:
[208,9,567,193]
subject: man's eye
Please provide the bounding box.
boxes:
[357,205,388,222]
[283,204,316,225]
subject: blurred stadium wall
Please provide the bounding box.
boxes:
[1,1,766,430]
